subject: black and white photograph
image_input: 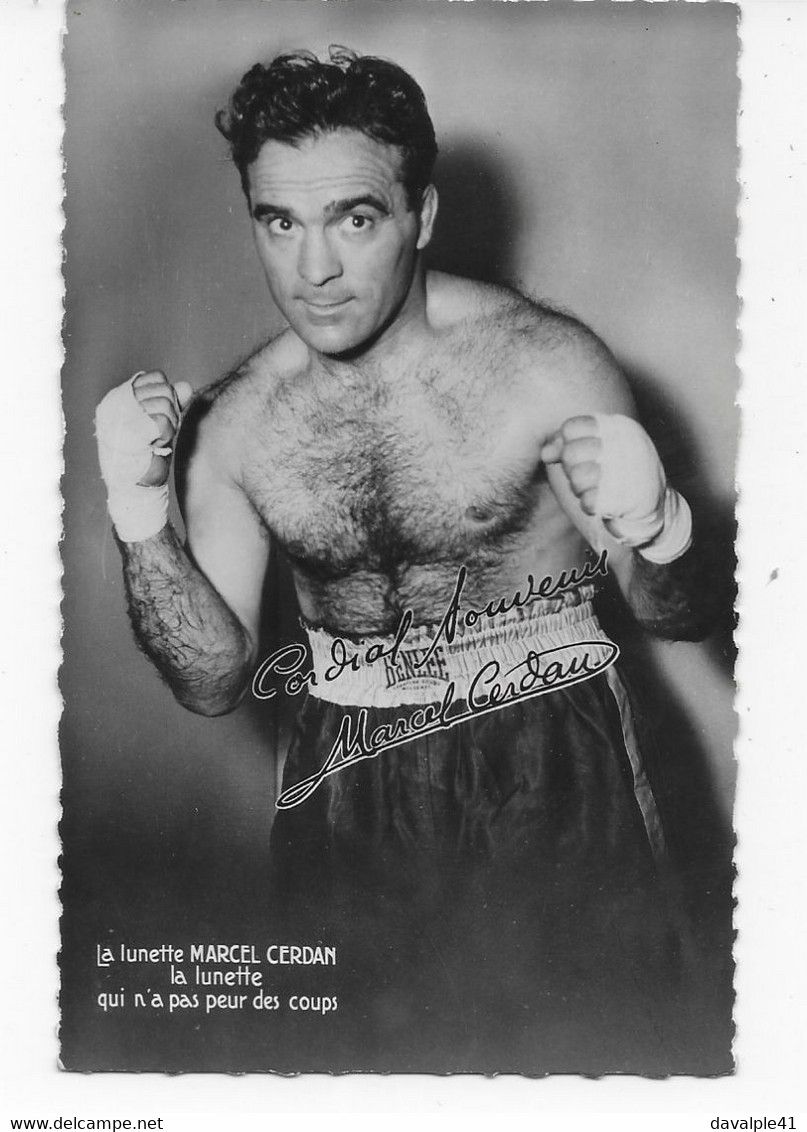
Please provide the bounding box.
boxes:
[55,0,741,1078]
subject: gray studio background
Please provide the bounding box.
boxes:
[61,1,738,916]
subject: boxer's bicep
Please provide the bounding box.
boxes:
[537,325,637,565]
[179,445,269,657]
[556,331,637,421]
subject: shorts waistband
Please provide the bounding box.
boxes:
[304,585,615,707]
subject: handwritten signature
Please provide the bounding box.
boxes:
[272,639,619,809]
[251,552,616,809]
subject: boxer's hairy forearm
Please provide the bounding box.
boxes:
[623,540,721,642]
[117,525,253,716]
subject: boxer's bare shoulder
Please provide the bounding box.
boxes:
[425,272,633,428]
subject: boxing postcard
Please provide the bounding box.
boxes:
[58,0,738,1076]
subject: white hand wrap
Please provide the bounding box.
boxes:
[592,413,692,564]
[95,376,169,543]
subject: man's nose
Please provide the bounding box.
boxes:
[298,230,342,287]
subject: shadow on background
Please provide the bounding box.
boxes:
[624,363,738,681]
[595,361,736,1009]
[426,139,522,284]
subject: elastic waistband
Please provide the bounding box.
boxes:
[304,585,615,707]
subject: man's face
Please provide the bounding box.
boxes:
[247,130,436,357]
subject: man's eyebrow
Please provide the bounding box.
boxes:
[324,195,390,218]
[252,202,291,221]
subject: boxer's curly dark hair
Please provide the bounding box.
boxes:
[215,46,438,209]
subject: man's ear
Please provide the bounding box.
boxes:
[416,184,439,250]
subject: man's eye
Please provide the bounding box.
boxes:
[267,217,295,235]
[343,214,373,232]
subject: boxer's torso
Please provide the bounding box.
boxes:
[207,275,597,635]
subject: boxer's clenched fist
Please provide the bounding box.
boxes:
[130,371,194,486]
[95,371,194,542]
[541,412,692,564]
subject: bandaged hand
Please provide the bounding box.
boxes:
[95,371,194,543]
[541,413,692,564]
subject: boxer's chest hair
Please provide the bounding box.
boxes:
[242,331,545,579]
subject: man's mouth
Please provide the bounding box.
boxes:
[300,297,352,310]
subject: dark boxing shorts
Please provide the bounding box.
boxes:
[265,590,708,1072]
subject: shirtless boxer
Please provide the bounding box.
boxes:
[95,49,725,1071]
